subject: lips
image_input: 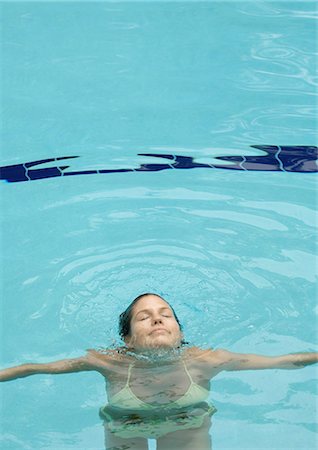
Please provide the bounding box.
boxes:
[150,328,168,335]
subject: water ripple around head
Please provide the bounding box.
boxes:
[36,179,316,353]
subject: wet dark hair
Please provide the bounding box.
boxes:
[118,293,184,342]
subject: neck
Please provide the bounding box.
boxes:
[125,346,184,362]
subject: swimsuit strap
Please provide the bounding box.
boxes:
[182,360,195,384]
[126,363,134,387]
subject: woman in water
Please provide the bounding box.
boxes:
[0,293,317,450]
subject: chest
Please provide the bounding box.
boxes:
[107,363,210,405]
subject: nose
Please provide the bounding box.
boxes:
[152,314,163,325]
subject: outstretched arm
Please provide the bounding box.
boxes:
[213,349,318,371]
[0,356,94,382]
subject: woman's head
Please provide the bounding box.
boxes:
[119,293,184,350]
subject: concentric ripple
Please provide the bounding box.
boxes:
[37,179,317,352]
[51,240,242,348]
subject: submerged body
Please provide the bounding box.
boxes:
[0,293,317,450]
[96,347,217,442]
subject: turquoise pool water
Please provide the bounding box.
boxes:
[1,1,317,449]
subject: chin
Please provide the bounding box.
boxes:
[148,337,178,349]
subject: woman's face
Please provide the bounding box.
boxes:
[125,295,183,350]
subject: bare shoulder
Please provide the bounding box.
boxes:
[183,346,208,358]
[84,347,133,370]
[184,346,227,358]
[86,347,126,361]
[184,347,233,366]
[205,348,233,363]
